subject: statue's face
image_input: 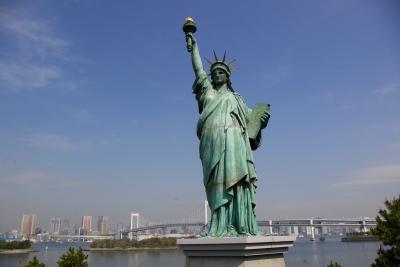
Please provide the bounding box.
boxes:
[211,69,228,87]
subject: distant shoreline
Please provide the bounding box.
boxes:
[342,235,379,242]
[0,249,38,254]
[85,247,177,252]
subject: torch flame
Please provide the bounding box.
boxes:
[185,17,194,23]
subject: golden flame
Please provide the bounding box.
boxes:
[185,17,194,23]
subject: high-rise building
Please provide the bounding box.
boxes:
[20,214,37,236]
[60,219,70,235]
[50,218,61,235]
[74,224,80,235]
[97,216,109,235]
[81,216,92,233]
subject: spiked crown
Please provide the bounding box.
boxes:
[206,51,237,77]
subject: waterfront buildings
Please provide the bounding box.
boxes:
[50,217,61,235]
[98,216,109,235]
[60,219,70,235]
[81,215,92,234]
[5,230,19,238]
[74,224,81,235]
[20,214,37,237]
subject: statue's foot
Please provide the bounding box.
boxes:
[199,233,213,239]
[226,225,239,237]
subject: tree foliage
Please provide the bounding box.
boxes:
[25,256,45,267]
[327,261,342,267]
[136,237,176,248]
[57,247,88,267]
[90,239,134,248]
[371,194,400,267]
[90,237,177,249]
[0,240,31,250]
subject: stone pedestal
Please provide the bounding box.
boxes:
[178,236,295,267]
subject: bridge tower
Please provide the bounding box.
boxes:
[309,219,315,241]
[268,220,273,235]
[361,218,367,233]
[129,213,139,240]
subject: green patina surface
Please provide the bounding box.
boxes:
[183,18,270,237]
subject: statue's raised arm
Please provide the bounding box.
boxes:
[183,18,204,78]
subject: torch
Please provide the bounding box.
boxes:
[182,17,197,52]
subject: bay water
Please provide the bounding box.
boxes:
[0,238,380,267]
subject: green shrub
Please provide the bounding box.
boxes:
[57,247,88,267]
[137,237,176,248]
[90,237,177,249]
[91,239,135,248]
[327,261,342,267]
[25,256,45,267]
[0,240,31,250]
[371,195,400,266]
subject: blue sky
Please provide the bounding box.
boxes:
[0,0,399,232]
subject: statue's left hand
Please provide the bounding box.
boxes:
[260,110,270,129]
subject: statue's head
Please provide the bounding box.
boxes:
[211,67,229,87]
[208,51,235,90]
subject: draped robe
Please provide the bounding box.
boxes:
[193,72,260,237]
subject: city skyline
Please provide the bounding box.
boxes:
[3,211,376,245]
[0,0,399,232]
[2,211,377,235]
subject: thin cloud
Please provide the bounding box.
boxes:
[0,10,69,59]
[27,133,111,150]
[8,170,50,185]
[28,133,77,150]
[67,107,95,123]
[60,180,82,188]
[332,164,400,188]
[0,62,61,90]
[3,170,82,188]
[386,140,400,151]
[0,9,71,91]
[374,84,400,97]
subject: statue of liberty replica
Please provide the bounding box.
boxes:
[183,18,270,237]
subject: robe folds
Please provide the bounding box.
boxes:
[193,72,260,237]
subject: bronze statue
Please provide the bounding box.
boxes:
[183,18,270,237]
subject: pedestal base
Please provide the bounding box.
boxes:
[178,236,295,267]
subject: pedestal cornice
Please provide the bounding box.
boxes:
[178,236,296,257]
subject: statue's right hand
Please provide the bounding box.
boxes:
[186,32,197,45]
